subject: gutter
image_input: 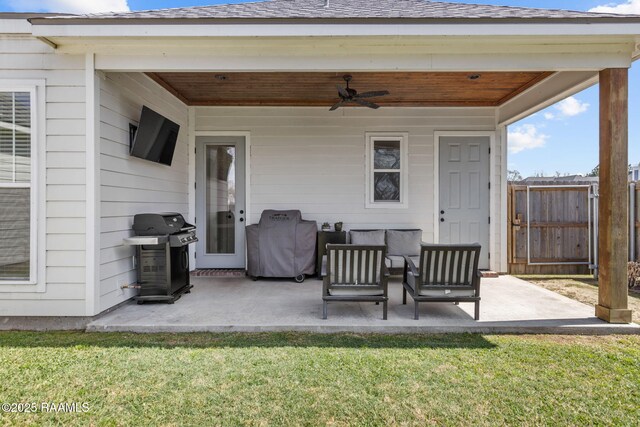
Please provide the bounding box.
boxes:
[27,17,640,26]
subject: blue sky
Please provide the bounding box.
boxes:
[1,0,638,177]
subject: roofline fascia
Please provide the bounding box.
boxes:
[0,12,74,19]
[28,21,640,39]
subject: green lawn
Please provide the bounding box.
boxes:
[0,332,639,426]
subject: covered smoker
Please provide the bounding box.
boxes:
[246,210,317,282]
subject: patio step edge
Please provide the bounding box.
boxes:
[85,323,640,335]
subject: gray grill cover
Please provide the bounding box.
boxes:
[246,210,317,278]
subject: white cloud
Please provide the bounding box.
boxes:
[508,124,549,154]
[590,0,640,14]
[542,97,589,122]
[8,0,130,14]
[554,96,590,117]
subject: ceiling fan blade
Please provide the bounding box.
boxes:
[356,90,390,99]
[336,85,350,98]
[352,98,381,109]
[329,101,344,111]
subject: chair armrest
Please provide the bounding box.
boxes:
[322,274,330,296]
[382,263,390,278]
[380,263,389,295]
[403,255,419,277]
[474,270,482,296]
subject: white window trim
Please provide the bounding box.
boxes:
[365,132,409,209]
[0,80,45,291]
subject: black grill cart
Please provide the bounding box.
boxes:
[123,213,197,304]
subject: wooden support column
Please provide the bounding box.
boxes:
[597,68,632,324]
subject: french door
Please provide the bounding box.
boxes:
[195,136,247,268]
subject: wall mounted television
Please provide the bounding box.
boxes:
[130,106,180,166]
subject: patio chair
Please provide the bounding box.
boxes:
[322,244,389,320]
[403,244,481,320]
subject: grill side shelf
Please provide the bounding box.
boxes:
[123,236,169,246]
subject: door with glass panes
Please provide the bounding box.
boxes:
[195,136,246,268]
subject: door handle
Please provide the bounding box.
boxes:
[182,250,188,270]
[440,218,445,222]
[441,210,445,215]
[239,218,244,222]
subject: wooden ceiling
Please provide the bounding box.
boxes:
[146,71,553,107]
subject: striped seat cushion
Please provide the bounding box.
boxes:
[322,255,390,277]
[406,273,475,297]
[328,287,384,296]
[327,247,385,285]
[418,248,477,287]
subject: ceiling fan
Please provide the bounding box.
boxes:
[329,75,390,111]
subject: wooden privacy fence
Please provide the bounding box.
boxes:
[508,183,597,275]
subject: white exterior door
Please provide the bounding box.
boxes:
[438,135,491,269]
[195,136,247,268]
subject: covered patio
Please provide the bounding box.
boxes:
[78,64,634,325]
[87,275,639,333]
[8,1,636,323]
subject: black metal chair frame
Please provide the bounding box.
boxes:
[322,244,389,320]
[402,244,482,320]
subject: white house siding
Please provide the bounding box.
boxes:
[0,33,87,316]
[98,73,188,312]
[194,107,505,271]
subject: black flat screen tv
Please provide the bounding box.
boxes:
[130,106,180,166]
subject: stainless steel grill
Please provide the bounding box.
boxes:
[124,212,198,304]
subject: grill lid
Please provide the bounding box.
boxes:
[132,212,193,236]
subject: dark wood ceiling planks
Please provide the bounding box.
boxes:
[146,71,553,107]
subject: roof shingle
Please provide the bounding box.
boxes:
[41,0,638,21]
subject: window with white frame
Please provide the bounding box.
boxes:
[365,133,408,208]
[0,90,34,282]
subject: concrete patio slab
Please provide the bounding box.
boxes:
[87,275,640,334]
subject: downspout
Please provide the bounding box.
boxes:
[85,53,101,316]
[630,182,636,261]
[36,37,57,49]
[593,184,599,279]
